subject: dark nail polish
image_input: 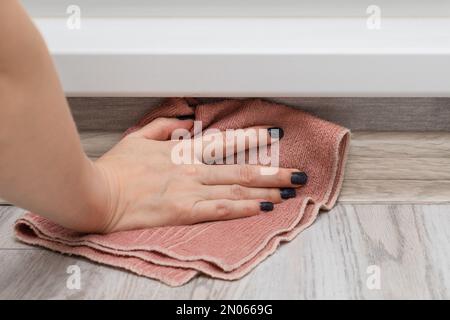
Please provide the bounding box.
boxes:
[291,172,308,185]
[176,114,195,120]
[280,188,296,199]
[260,201,274,212]
[268,127,284,140]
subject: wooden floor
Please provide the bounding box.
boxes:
[1,130,449,299]
[2,131,450,205]
[1,204,449,299]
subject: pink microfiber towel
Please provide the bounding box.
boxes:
[14,98,350,286]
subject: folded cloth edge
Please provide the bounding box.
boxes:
[13,98,351,286]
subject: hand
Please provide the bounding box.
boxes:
[89,118,307,233]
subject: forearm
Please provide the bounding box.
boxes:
[0,1,106,231]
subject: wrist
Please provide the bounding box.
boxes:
[70,157,115,233]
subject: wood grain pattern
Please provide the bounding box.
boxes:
[0,205,448,299]
[0,207,31,249]
[271,97,450,132]
[69,98,163,131]
[80,131,122,158]
[2,131,449,205]
[2,98,449,298]
[345,158,450,180]
[69,97,450,131]
[76,131,450,159]
[350,132,450,158]
[340,180,450,204]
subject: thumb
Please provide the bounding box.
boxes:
[129,117,194,141]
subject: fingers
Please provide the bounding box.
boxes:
[197,126,282,164]
[203,185,286,203]
[129,117,194,141]
[191,199,274,223]
[198,165,308,188]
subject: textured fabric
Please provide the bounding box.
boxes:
[14,98,350,286]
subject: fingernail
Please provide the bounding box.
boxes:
[260,201,274,212]
[176,115,195,120]
[268,127,284,140]
[291,172,308,185]
[280,188,296,199]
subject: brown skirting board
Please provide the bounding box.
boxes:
[69,97,450,131]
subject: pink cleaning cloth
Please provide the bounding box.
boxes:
[14,98,350,286]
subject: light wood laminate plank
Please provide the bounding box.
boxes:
[2,131,450,205]
[340,180,450,204]
[350,132,450,158]
[345,158,450,180]
[0,205,448,299]
[0,207,33,250]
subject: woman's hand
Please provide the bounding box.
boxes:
[0,1,307,234]
[90,117,307,233]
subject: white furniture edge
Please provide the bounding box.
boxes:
[34,17,450,97]
[22,0,450,18]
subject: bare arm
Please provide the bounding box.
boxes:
[0,0,106,231]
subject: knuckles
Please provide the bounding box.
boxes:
[214,202,231,219]
[178,165,200,177]
[238,165,257,185]
[229,184,245,200]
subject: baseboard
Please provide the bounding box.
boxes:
[69,97,450,131]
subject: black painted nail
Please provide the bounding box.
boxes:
[268,127,284,140]
[260,201,274,212]
[176,114,195,120]
[291,172,308,185]
[280,188,296,199]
